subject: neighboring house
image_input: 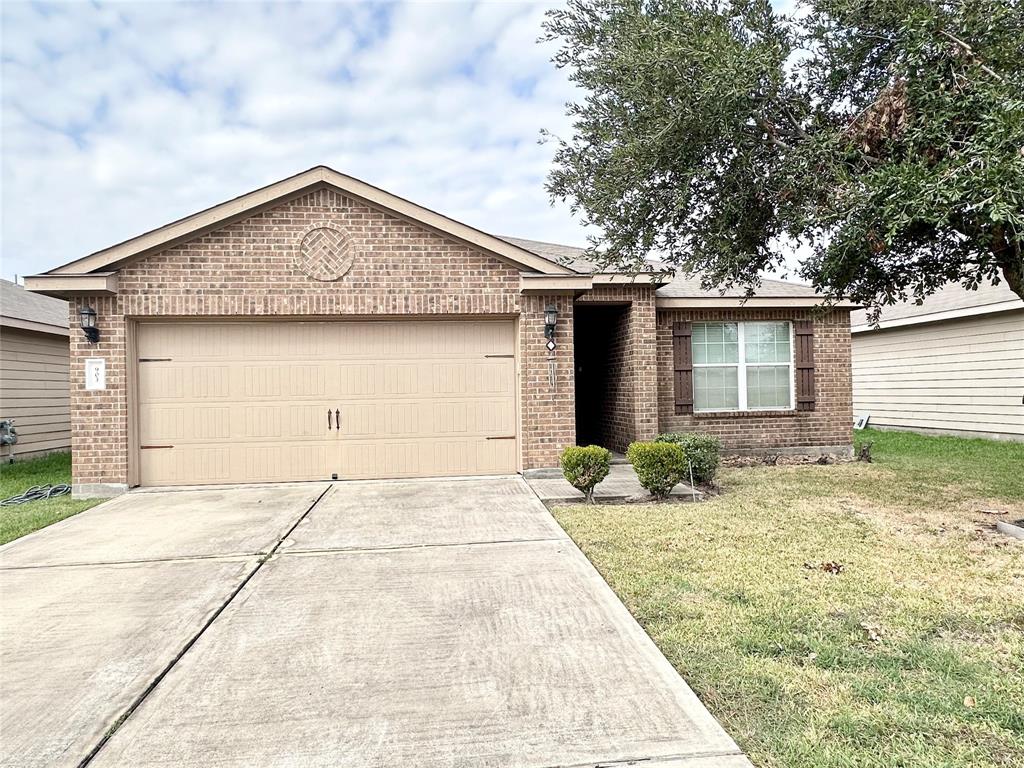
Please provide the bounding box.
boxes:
[0,279,71,460]
[26,167,854,497]
[851,281,1024,441]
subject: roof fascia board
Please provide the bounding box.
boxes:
[520,274,593,293]
[47,167,574,277]
[0,316,70,336]
[591,272,667,286]
[656,297,853,309]
[23,273,119,298]
[49,170,324,275]
[851,300,1024,333]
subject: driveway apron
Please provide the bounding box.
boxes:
[1,477,751,768]
[0,484,326,768]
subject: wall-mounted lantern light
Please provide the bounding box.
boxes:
[544,304,558,351]
[79,306,100,344]
[544,305,558,338]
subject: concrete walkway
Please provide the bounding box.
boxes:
[0,477,749,768]
[525,462,703,504]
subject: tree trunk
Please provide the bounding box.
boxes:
[998,256,1024,301]
[994,227,1024,301]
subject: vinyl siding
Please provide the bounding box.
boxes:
[852,311,1024,439]
[0,326,71,458]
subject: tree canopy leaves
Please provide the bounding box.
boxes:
[543,0,1024,311]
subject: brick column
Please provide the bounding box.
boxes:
[68,296,130,496]
[519,293,575,469]
[629,285,659,442]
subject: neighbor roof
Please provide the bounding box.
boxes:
[0,279,69,336]
[851,280,1023,331]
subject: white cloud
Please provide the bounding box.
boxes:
[1,0,587,280]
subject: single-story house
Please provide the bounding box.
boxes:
[0,279,71,460]
[852,281,1024,441]
[26,167,854,497]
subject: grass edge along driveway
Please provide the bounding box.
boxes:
[0,453,100,545]
[553,429,1024,768]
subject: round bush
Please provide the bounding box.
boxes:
[626,441,687,499]
[656,432,721,484]
[560,445,612,503]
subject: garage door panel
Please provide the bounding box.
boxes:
[431,363,466,393]
[241,444,331,482]
[288,404,332,438]
[338,364,376,395]
[471,361,514,394]
[139,406,186,443]
[383,364,418,395]
[138,366,187,400]
[337,399,514,439]
[137,320,517,486]
[140,446,232,485]
[242,366,283,398]
[336,437,516,479]
[432,400,515,435]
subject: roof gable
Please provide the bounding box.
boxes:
[43,167,574,277]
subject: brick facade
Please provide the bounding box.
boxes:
[656,308,853,452]
[68,296,129,493]
[64,188,852,494]
[575,284,659,452]
[68,189,557,491]
[519,294,576,468]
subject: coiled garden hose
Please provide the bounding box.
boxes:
[0,484,72,506]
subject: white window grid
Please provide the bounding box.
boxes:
[692,321,795,413]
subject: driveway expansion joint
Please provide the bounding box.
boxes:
[552,748,750,768]
[0,552,264,571]
[281,535,570,556]
[75,484,334,768]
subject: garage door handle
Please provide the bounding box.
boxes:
[327,409,333,430]
[335,409,341,430]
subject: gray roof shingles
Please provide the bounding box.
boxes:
[502,236,821,299]
[850,280,1022,328]
[1,279,69,330]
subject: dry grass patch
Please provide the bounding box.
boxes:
[553,430,1024,768]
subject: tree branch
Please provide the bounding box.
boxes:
[753,116,793,150]
[939,30,1005,83]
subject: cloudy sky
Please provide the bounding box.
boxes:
[1,1,796,282]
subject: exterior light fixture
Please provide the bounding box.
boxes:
[544,304,558,351]
[544,305,558,338]
[79,306,100,344]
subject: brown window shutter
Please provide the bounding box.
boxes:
[672,321,694,414]
[794,320,815,411]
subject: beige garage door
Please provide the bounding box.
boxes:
[136,320,517,486]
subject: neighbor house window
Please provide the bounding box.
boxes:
[692,321,793,412]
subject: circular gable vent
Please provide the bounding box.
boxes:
[295,222,355,282]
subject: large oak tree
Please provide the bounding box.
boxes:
[543,0,1024,313]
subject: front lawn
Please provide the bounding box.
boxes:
[0,452,101,545]
[553,428,1024,768]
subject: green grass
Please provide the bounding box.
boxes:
[553,428,1024,768]
[0,452,101,545]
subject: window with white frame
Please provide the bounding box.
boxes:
[691,321,794,412]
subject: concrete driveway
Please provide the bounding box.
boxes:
[0,477,750,768]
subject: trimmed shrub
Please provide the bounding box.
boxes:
[626,441,687,499]
[560,445,612,504]
[656,432,722,484]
